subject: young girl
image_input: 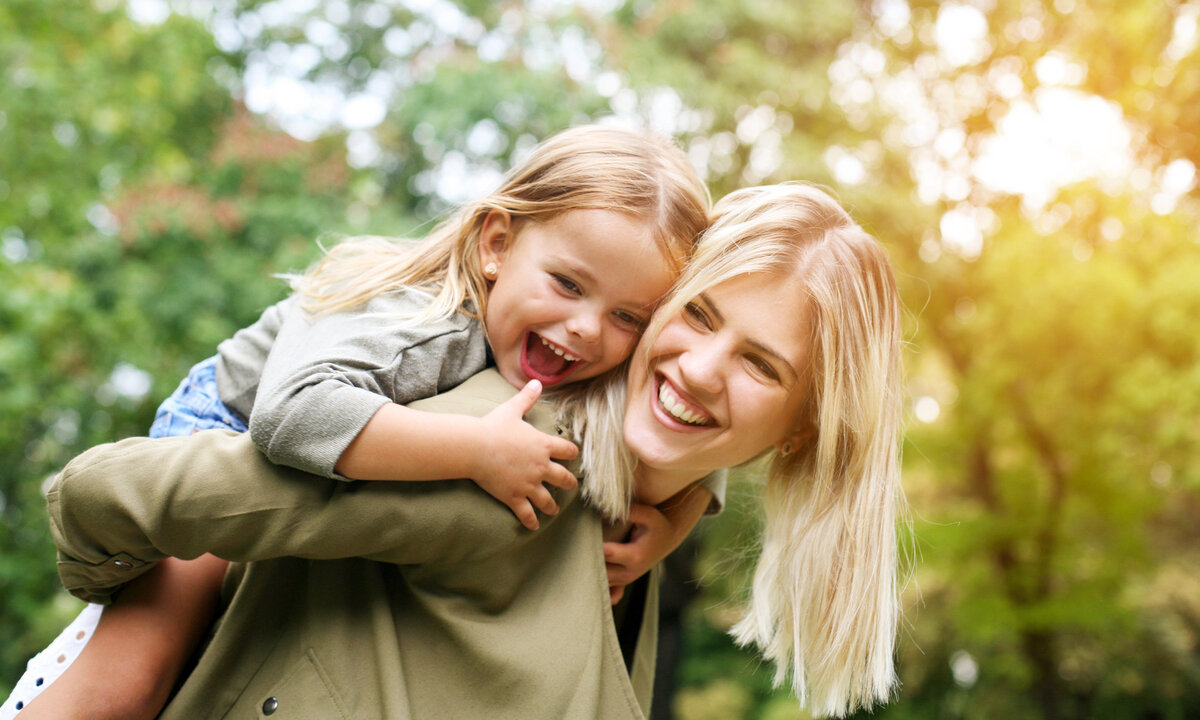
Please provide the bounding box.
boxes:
[3,123,712,719]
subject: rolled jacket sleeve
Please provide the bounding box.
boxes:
[48,372,569,604]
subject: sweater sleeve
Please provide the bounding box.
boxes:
[248,289,488,478]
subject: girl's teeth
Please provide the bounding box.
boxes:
[540,337,579,362]
[658,382,707,425]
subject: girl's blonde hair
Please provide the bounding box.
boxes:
[291,124,710,321]
[571,183,905,715]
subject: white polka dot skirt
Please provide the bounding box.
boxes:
[1,603,103,718]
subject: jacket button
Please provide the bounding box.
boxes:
[113,560,133,569]
[262,696,279,715]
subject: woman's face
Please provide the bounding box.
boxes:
[623,270,814,480]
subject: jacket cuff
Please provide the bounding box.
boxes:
[55,552,154,605]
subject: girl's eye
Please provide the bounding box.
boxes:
[553,274,581,295]
[612,310,646,332]
[683,302,711,330]
[746,355,781,383]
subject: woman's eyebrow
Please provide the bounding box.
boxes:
[697,292,723,323]
[746,339,800,383]
[702,292,799,383]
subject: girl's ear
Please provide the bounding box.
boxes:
[478,209,513,274]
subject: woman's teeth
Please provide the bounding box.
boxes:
[658,382,710,426]
[540,336,580,362]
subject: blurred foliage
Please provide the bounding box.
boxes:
[3,1,1199,718]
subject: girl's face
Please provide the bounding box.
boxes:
[623,270,814,482]
[480,209,675,389]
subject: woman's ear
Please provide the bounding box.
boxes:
[478,209,512,276]
[775,423,816,457]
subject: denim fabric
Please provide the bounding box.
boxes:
[149,355,248,438]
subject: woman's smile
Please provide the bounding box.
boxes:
[653,374,715,428]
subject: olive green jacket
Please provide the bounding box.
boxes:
[47,370,658,720]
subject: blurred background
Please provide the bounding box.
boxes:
[2,0,1198,717]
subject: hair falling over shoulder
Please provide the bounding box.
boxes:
[644,183,907,717]
[289,124,710,323]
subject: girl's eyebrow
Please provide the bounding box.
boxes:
[549,254,597,285]
[699,292,800,384]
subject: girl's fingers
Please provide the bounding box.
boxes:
[497,379,543,418]
[511,501,539,531]
[544,464,578,491]
[529,486,559,518]
[549,437,579,461]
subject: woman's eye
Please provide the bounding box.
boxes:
[683,302,711,329]
[553,274,581,294]
[747,355,780,382]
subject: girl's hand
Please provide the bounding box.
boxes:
[475,379,579,530]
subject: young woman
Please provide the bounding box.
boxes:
[37,182,905,718]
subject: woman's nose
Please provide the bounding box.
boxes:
[677,341,724,395]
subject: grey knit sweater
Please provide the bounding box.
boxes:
[214,287,489,478]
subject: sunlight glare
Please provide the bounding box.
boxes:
[972,88,1132,209]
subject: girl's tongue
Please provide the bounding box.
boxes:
[522,333,578,384]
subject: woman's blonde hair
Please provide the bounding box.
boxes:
[290,124,710,321]
[572,183,905,715]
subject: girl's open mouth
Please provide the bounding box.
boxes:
[520,333,582,385]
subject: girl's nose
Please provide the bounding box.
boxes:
[565,309,602,344]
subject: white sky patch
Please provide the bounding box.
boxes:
[936,4,989,67]
[914,396,941,423]
[127,0,171,25]
[950,650,979,688]
[101,363,154,404]
[1166,3,1200,62]
[873,0,912,39]
[825,146,867,185]
[340,94,388,130]
[1034,51,1087,86]
[1152,158,1197,214]
[972,88,1133,210]
[940,205,986,259]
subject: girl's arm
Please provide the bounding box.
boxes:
[602,483,713,604]
[17,556,227,720]
[246,289,491,480]
[335,379,579,530]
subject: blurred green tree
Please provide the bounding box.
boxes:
[0,0,387,690]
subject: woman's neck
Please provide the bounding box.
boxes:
[632,462,708,506]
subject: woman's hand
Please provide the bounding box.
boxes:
[474,379,580,530]
[603,503,673,604]
[603,483,713,604]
